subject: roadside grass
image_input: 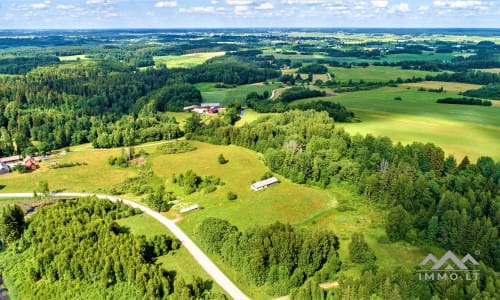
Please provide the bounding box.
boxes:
[153,52,225,68]
[293,83,500,160]
[327,66,440,82]
[195,82,281,105]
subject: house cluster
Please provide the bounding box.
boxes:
[183,103,223,115]
[0,155,40,175]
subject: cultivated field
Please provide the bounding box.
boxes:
[293,83,500,161]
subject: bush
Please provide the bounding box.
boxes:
[394,96,402,101]
[218,153,228,164]
[227,191,237,200]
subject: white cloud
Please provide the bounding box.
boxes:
[256,2,274,10]
[155,1,178,8]
[57,5,76,10]
[226,0,253,5]
[418,5,430,11]
[86,0,110,4]
[389,3,409,13]
[433,1,483,8]
[371,0,388,8]
[281,0,328,4]
[179,6,217,13]
[32,2,50,9]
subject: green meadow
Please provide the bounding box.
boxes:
[196,82,281,105]
[293,82,500,160]
[153,52,225,68]
[327,66,440,82]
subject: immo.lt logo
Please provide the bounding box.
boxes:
[417,251,480,281]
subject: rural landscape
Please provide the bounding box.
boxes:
[0,24,499,300]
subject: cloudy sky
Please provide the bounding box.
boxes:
[0,0,498,29]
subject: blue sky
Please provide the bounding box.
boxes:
[0,0,498,29]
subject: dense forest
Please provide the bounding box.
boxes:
[187,110,500,298]
[0,198,225,299]
[197,218,341,297]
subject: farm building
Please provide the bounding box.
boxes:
[183,105,198,111]
[23,156,37,170]
[200,103,221,109]
[251,177,279,191]
[180,204,199,214]
[0,162,9,175]
[0,155,21,167]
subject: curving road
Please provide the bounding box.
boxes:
[0,192,249,300]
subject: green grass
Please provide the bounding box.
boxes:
[195,82,282,105]
[327,66,440,82]
[0,148,136,193]
[381,51,456,63]
[293,83,500,161]
[153,52,225,68]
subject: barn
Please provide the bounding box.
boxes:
[251,177,279,191]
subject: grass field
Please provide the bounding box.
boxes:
[327,66,440,82]
[196,82,282,105]
[58,55,88,61]
[153,52,225,68]
[0,148,135,193]
[293,82,500,161]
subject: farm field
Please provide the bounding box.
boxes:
[327,66,440,82]
[196,82,281,105]
[293,82,500,160]
[153,51,225,68]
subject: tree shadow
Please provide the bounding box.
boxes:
[0,185,5,190]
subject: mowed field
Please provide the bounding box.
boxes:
[196,82,282,105]
[153,51,225,68]
[293,81,500,161]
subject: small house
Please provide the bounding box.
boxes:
[251,177,279,191]
[23,156,37,170]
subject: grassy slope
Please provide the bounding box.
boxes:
[293,82,500,161]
